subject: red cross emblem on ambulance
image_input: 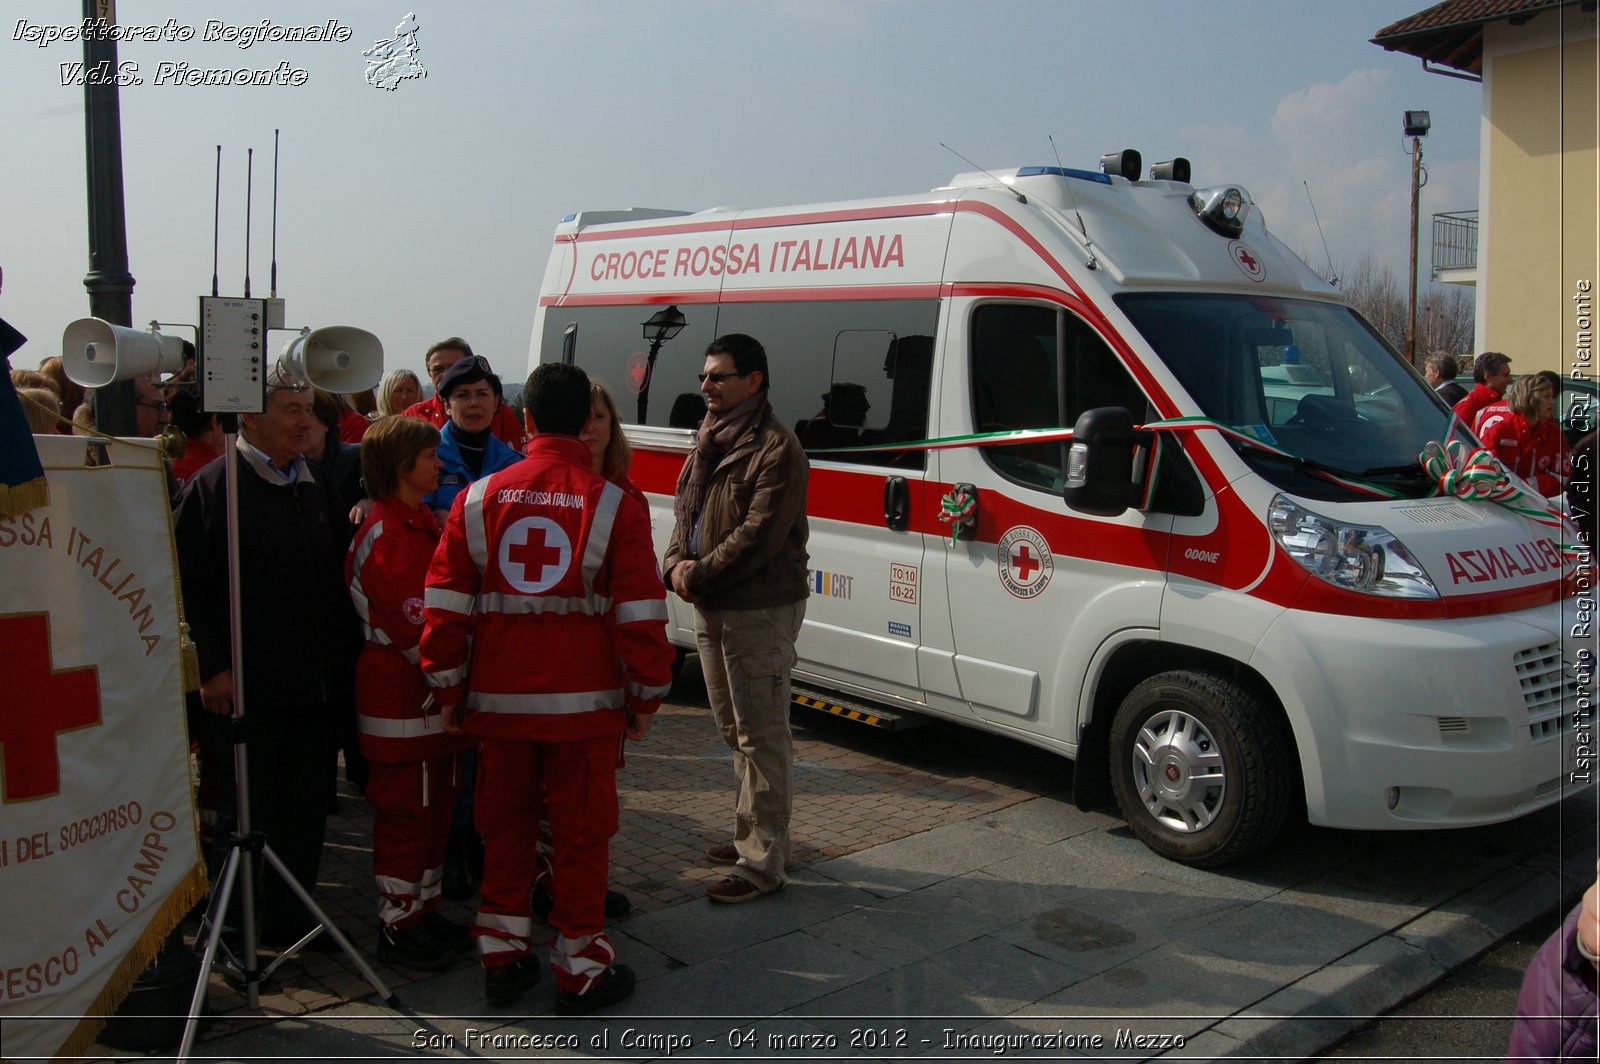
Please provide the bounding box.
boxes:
[996,526,1054,600]
[625,352,649,395]
[499,517,573,594]
[1229,240,1265,282]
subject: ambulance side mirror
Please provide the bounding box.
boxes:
[1063,407,1151,517]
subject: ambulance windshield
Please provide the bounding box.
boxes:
[1115,293,1457,500]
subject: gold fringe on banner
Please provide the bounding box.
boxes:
[0,474,49,518]
[50,861,210,1063]
[178,622,201,694]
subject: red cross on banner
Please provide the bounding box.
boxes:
[0,613,102,802]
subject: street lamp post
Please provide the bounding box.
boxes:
[636,305,686,425]
[1404,109,1431,367]
[81,0,139,435]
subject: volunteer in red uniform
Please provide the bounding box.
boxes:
[346,415,471,970]
[420,363,673,1013]
[1453,351,1512,429]
[1481,374,1568,497]
[402,337,527,453]
[529,378,647,925]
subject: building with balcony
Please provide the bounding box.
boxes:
[1374,0,1597,375]
[1431,209,1478,285]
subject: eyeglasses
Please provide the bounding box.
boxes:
[697,371,746,385]
[138,400,170,413]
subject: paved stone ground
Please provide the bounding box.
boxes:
[95,667,1067,1052]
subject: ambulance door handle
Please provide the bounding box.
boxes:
[883,476,910,532]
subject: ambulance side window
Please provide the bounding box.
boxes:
[716,300,938,469]
[971,304,1148,492]
[541,305,722,427]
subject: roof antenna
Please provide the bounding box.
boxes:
[939,142,1025,204]
[1049,133,1096,261]
[211,145,221,297]
[242,147,254,298]
[1303,180,1337,285]
[270,129,280,299]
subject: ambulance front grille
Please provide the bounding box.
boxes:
[1514,642,1577,742]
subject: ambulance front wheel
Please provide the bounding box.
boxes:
[1109,670,1294,867]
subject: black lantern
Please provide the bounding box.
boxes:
[642,305,687,346]
[636,305,686,424]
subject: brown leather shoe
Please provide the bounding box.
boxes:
[705,842,738,866]
[706,875,774,904]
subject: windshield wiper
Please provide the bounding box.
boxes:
[1230,442,1368,482]
[1359,462,1434,479]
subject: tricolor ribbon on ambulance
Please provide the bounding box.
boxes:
[815,416,1586,558]
[1417,438,1580,552]
[936,487,977,547]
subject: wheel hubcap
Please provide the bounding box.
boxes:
[1131,708,1226,833]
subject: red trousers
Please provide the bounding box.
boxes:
[473,733,620,994]
[367,754,460,929]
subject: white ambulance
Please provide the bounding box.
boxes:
[528,152,1594,866]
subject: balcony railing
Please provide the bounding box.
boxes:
[1432,210,1478,275]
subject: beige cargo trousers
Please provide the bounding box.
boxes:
[694,598,807,891]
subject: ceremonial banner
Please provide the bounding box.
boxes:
[0,435,205,1062]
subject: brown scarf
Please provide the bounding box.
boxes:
[682,393,763,519]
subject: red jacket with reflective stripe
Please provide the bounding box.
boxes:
[1481,412,1569,497]
[347,498,465,762]
[1453,383,1502,429]
[402,395,527,454]
[419,435,674,742]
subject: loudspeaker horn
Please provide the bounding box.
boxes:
[61,318,187,388]
[278,326,383,394]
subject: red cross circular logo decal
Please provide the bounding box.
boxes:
[402,596,425,626]
[1229,241,1265,283]
[625,352,649,395]
[996,525,1053,599]
[498,516,573,593]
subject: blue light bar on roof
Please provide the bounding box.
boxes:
[1015,165,1112,185]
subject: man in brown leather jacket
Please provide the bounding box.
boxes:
[664,333,810,903]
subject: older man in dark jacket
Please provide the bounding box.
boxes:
[665,333,809,904]
[173,369,360,947]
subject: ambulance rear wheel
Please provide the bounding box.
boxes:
[1108,670,1292,867]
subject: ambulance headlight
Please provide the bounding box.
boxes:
[1189,184,1252,238]
[1267,495,1438,599]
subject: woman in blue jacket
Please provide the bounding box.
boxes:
[425,355,521,522]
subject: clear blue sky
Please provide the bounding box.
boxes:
[2,1,1481,382]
